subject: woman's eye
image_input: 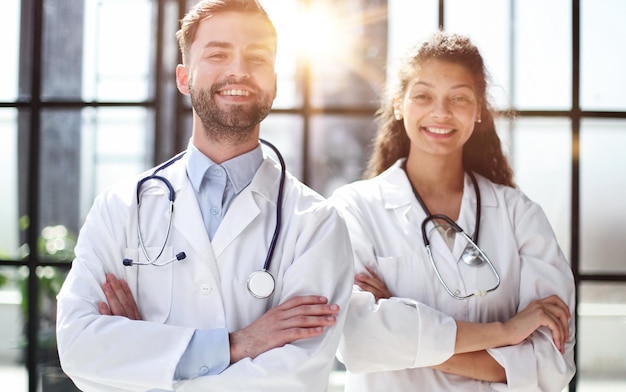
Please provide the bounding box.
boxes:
[452,96,472,103]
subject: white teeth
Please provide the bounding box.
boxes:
[220,89,250,96]
[425,126,453,135]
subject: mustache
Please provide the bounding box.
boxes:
[210,77,259,95]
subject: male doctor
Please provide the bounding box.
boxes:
[55,1,353,390]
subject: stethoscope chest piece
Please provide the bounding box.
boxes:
[247,270,275,299]
[461,243,485,266]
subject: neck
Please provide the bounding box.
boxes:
[404,153,465,219]
[192,119,260,164]
[405,153,465,196]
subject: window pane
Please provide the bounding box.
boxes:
[511,118,572,258]
[580,119,626,274]
[387,0,438,82]
[0,266,28,392]
[263,0,301,109]
[39,109,83,237]
[578,282,626,388]
[41,0,86,100]
[308,115,376,197]
[305,0,387,109]
[83,0,154,102]
[260,114,305,180]
[445,0,512,110]
[0,109,22,260]
[80,108,154,221]
[581,0,626,111]
[0,0,20,102]
[36,266,79,390]
[514,0,571,110]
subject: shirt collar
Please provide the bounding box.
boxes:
[186,140,263,194]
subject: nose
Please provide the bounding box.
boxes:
[431,99,452,120]
[226,53,251,79]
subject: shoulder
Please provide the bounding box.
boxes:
[475,174,548,224]
[330,162,406,210]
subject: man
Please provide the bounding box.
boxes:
[56,1,353,390]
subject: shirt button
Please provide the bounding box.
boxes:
[200,284,212,295]
[212,167,223,176]
[454,289,461,296]
[199,366,209,375]
[210,206,219,215]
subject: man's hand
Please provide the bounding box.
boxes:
[98,273,141,320]
[229,295,340,363]
[98,275,340,363]
[354,266,391,302]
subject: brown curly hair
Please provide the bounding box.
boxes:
[365,31,515,187]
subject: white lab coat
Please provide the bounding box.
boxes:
[329,160,576,392]
[56,152,354,391]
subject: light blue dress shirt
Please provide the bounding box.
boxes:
[174,142,263,380]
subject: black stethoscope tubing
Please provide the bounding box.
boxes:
[406,166,500,299]
[410,169,481,246]
[124,139,285,299]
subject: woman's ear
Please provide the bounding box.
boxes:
[176,64,190,95]
[475,102,483,124]
[393,99,403,121]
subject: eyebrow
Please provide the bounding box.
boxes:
[202,41,274,52]
[413,81,475,91]
[203,41,232,50]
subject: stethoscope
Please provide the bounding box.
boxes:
[122,138,286,299]
[408,168,500,300]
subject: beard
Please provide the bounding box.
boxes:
[189,76,274,143]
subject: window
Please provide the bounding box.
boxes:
[1,1,624,391]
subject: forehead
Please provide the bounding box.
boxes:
[408,58,475,88]
[191,11,277,53]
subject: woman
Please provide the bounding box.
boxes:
[330,31,575,391]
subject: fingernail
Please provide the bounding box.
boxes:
[330,304,339,311]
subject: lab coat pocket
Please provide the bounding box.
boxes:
[375,253,433,302]
[124,246,174,323]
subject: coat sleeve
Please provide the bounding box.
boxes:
[330,187,457,373]
[487,199,576,392]
[56,189,195,392]
[175,202,355,392]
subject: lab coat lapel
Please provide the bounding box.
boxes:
[166,157,222,281]
[379,162,424,238]
[453,172,498,262]
[211,158,280,260]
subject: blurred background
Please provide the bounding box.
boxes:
[0,0,624,391]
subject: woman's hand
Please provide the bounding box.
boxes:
[503,294,571,353]
[354,266,392,302]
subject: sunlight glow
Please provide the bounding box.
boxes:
[279,2,357,70]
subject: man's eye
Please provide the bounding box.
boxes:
[208,53,227,60]
[248,55,269,63]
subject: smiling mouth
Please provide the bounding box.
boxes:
[219,89,251,97]
[424,126,455,135]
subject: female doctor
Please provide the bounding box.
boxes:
[330,31,575,391]
[55,1,353,391]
